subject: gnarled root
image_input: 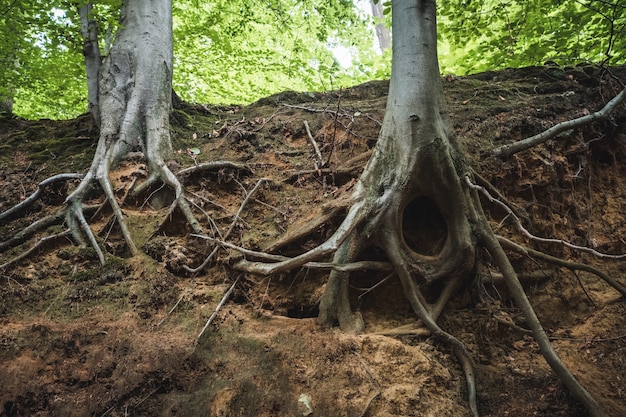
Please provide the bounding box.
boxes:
[318,232,366,333]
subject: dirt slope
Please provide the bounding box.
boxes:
[0,65,625,417]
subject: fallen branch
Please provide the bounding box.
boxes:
[491,86,626,158]
[177,161,253,178]
[196,275,240,343]
[156,293,185,327]
[304,120,324,170]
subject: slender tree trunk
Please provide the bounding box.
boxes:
[79,2,101,126]
[369,0,391,52]
[0,93,12,116]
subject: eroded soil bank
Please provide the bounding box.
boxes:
[1,65,625,417]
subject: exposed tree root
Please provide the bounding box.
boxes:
[0,230,71,269]
[184,178,268,274]
[0,210,67,252]
[498,236,626,297]
[0,173,83,222]
[491,86,626,158]
[479,222,607,417]
[469,177,626,260]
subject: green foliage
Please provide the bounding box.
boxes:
[172,0,377,104]
[2,0,624,119]
[4,0,380,118]
[437,0,626,74]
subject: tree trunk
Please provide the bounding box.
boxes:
[0,94,12,116]
[65,0,200,263]
[319,0,475,332]
[79,3,101,126]
[369,0,391,53]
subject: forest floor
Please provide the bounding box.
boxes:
[0,65,625,417]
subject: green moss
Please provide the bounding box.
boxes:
[71,255,128,282]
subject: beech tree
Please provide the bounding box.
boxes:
[58,0,195,264]
[229,1,624,416]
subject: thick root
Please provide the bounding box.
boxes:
[480,225,607,417]
[383,231,479,417]
[318,233,365,333]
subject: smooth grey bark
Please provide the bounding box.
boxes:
[79,2,101,126]
[318,0,476,333]
[232,2,608,414]
[65,0,200,263]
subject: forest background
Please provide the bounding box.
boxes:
[2,0,624,120]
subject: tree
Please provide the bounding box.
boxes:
[369,0,390,52]
[61,0,204,264]
[231,1,623,416]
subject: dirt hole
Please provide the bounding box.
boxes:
[402,196,447,256]
[286,304,320,319]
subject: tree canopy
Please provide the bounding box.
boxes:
[1,0,624,119]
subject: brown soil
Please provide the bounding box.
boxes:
[1,65,625,417]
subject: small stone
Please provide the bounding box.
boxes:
[298,393,313,416]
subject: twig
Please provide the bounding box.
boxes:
[355,273,392,300]
[196,275,241,342]
[571,269,596,307]
[156,294,185,327]
[549,333,626,342]
[355,353,381,417]
[256,277,271,318]
[183,178,270,273]
[492,86,626,158]
[177,161,252,178]
[325,87,342,167]
[304,120,324,170]
[466,176,626,259]
[370,323,431,336]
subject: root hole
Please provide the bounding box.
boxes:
[402,197,447,256]
[286,305,319,319]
